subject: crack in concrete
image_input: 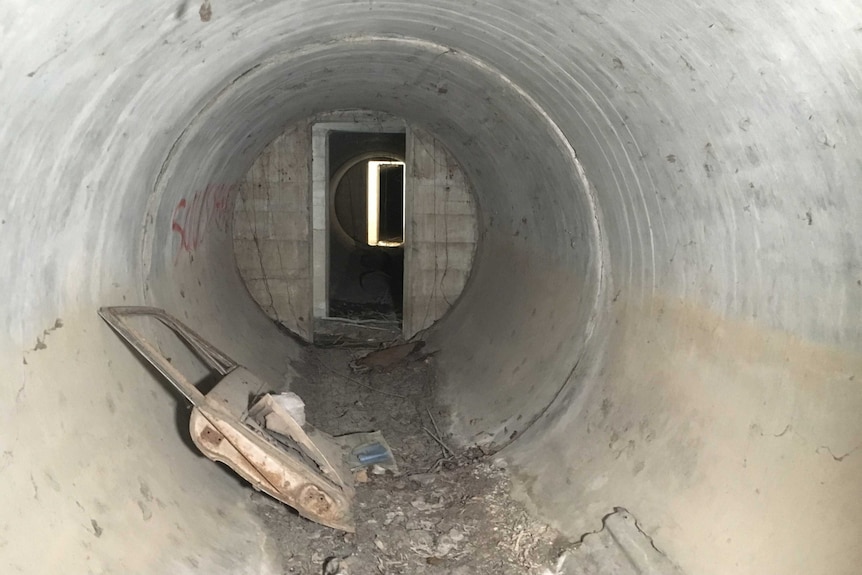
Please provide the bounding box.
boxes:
[265,179,300,324]
[30,473,39,500]
[0,450,13,473]
[750,421,793,439]
[29,318,63,352]
[816,444,860,462]
[625,507,669,558]
[246,194,281,323]
[749,422,860,463]
[568,507,677,569]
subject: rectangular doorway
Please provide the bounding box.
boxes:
[311,119,407,334]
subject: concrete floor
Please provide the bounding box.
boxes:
[2,1,861,574]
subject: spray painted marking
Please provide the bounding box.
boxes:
[171,183,233,260]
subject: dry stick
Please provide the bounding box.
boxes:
[427,409,442,436]
[427,409,447,458]
[422,427,455,457]
[325,317,394,329]
[314,357,407,399]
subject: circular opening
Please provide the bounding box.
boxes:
[331,152,403,247]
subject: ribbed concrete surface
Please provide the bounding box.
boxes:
[2,1,861,574]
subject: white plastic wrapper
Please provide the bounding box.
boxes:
[271,392,306,427]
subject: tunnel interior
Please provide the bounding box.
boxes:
[145,33,600,448]
[327,130,407,323]
[3,1,862,574]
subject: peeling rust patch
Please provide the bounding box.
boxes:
[299,484,334,517]
[200,425,223,447]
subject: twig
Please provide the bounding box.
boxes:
[427,454,455,473]
[428,409,446,457]
[423,427,455,456]
[314,358,407,399]
[427,409,442,436]
[324,317,396,329]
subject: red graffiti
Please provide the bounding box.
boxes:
[171,183,233,260]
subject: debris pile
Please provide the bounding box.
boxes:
[99,307,569,574]
[255,345,569,574]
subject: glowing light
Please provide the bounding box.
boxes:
[367,161,405,247]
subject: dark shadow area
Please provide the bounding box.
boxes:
[377,164,404,244]
[328,131,406,323]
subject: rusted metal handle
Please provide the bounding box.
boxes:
[98,306,238,406]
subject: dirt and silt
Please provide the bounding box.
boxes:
[249,336,572,574]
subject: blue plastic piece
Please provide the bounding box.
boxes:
[354,442,391,465]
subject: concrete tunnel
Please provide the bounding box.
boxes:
[2,1,862,573]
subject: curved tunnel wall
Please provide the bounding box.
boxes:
[2,1,861,574]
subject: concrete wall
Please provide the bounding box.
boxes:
[405,127,478,337]
[241,117,475,335]
[233,123,313,340]
[1,1,861,575]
